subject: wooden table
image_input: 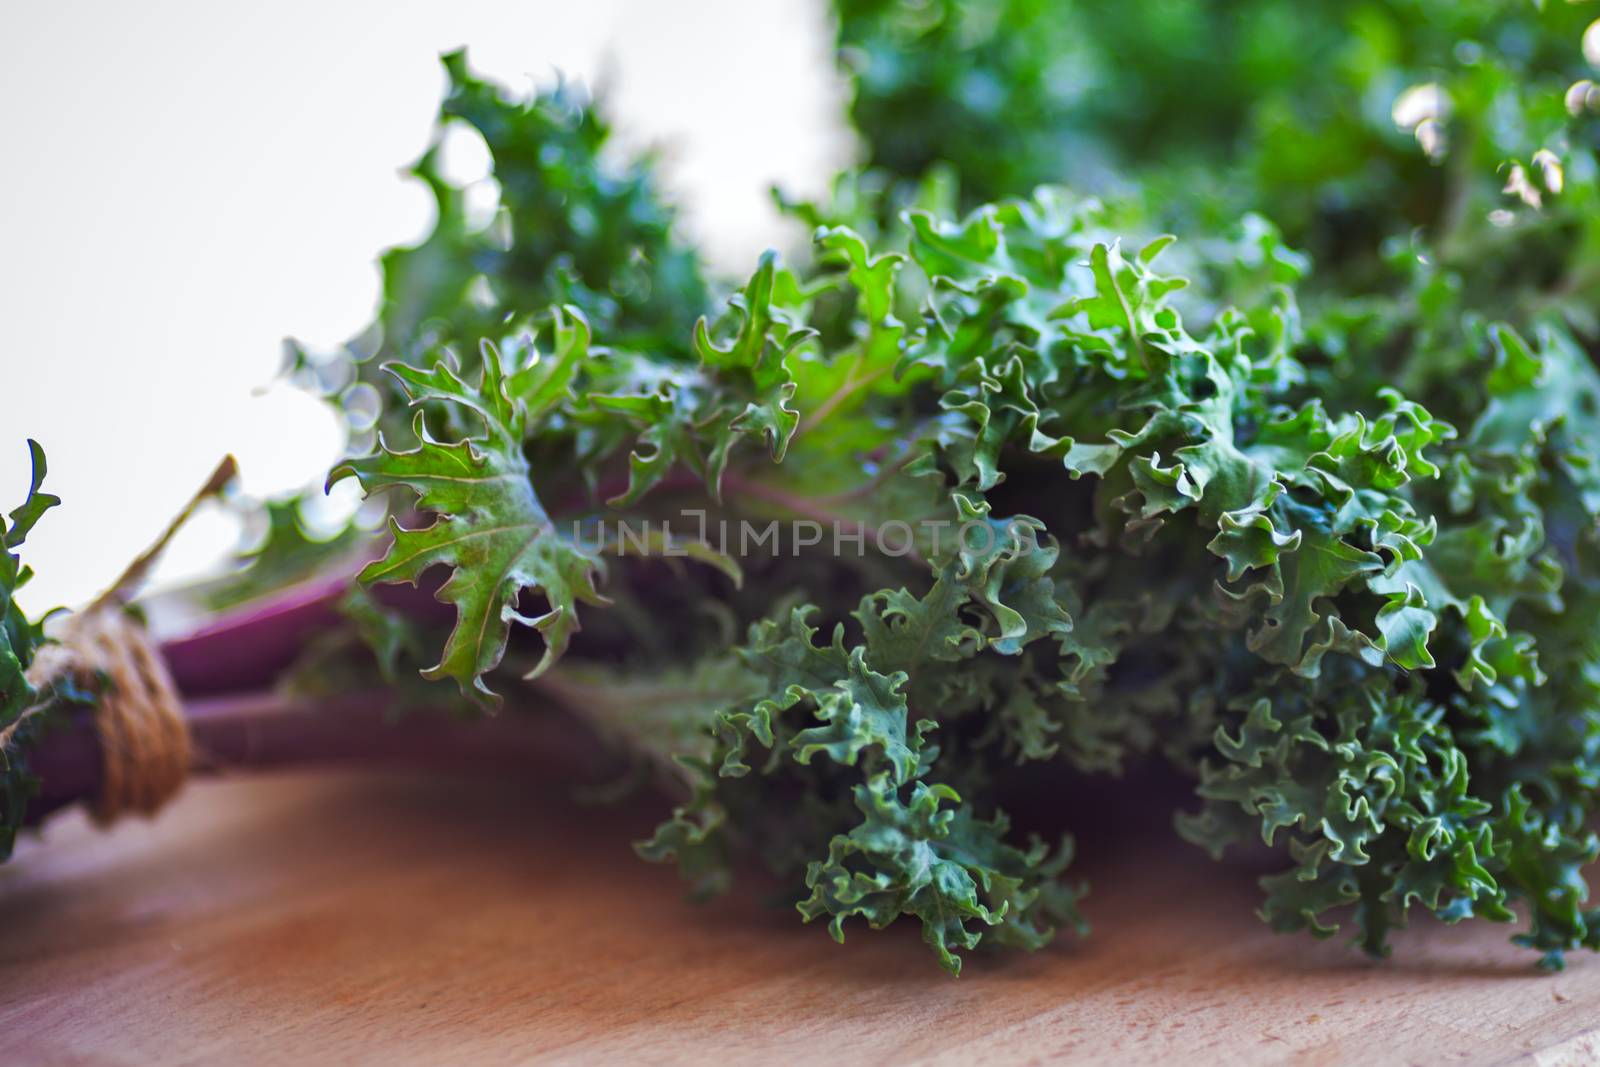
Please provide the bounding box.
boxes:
[3,770,1597,1065]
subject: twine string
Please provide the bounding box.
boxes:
[25,608,190,824]
[9,455,235,823]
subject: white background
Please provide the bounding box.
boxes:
[2,0,848,613]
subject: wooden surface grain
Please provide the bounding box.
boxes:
[2,770,1598,1066]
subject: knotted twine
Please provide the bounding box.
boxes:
[13,456,235,824]
[24,608,189,824]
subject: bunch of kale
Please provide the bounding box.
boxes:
[7,3,1600,975]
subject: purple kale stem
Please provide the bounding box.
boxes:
[161,570,450,696]
[27,571,579,824]
[26,689,611,824]
[160,574,352,696]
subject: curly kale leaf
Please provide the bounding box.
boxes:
[331,317,606,705]
[641,598,1085,976]
[798,773,1083,976]
[590,252,816,505]
[290,48,709,452]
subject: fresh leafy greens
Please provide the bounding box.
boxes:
[290,49,710,455]
[12,7,1600,981]
[330,314,609,704]
[313,18,1600,975]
